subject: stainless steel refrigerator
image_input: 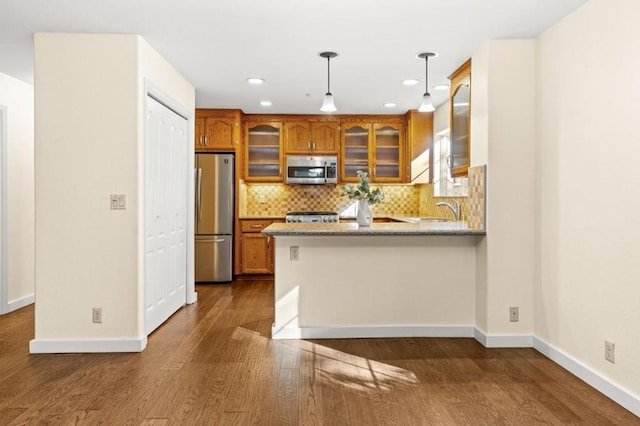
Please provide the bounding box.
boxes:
[195,153,234,282]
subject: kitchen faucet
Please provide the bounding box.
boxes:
[436,199,461,221]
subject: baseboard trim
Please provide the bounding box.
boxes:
[29,337,148,354]
[6,293,34,313]
[474,328,534,348]
[533,337,640,417]
[271,325,475,340]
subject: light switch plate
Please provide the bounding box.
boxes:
[110,194,126,210]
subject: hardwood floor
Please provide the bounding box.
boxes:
[0,280,637,425]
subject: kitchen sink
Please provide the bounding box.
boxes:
[392,216,454,223]
[418,217,453,222]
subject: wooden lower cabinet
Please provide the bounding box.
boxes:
[239,219,281,274]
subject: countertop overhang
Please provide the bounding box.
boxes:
[262,221,485,236]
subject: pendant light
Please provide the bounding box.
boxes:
[319,51,338,112]
[417,52,436,112]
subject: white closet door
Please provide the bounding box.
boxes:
[144,95,188,335]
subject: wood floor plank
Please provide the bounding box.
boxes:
[0,281,637,425]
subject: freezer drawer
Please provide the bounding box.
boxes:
[195,235,232,282]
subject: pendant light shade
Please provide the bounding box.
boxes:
[419,93,435,112]
[319,51,338,112]
[417,52,436,112]
[321,93,336,112]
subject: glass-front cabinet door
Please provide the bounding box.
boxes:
[373,123,403,182]
[449,59,471,178]
[245,122,282,182]
[341,122,370,182]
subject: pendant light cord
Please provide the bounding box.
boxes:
[327,57,331,95]
[424,56,429,95]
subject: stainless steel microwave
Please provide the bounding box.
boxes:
[286,155,338,184]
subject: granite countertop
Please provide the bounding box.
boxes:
[239,216,286,220]
[261,221,485,236]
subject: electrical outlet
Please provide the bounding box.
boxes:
[605,340,615,364]
[290,246,299,261]
[92,308,102,324]
[258,194,266,204]
[509,306,519,322]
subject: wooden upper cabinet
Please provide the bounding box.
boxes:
[195,117,205,149]
[195,109,241,152]
[449,59,471,177]
[372,122,404,183]
[284,118,339,154]
[244,121,283,182]
[340,119,404,183]
[284,121,311,153]
[341,122,371,182]
[309,121,339,153]
[405,110,433,183]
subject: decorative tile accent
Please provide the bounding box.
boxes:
[467,165,486,231]
[241,182,422,217]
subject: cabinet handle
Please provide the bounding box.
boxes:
[199,136,204,146]
[312,142,316,150]
[204,135,209,146]
[267,236,271,247]
[250,224,263,228]
[308,141,311,150]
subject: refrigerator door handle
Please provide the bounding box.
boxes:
[197,167,203,222]
[197,238,227,243]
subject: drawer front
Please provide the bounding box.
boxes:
[241,220,273,233]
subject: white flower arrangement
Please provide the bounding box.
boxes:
[340,170,385,205]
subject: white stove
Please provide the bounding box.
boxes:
[285,211,339,223]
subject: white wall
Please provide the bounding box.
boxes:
[433,100,450,135]
[34,34,140,341]
[0,72,34,312]
[536,0,640,399]
[471,40,536,337]
[33,33,194,351]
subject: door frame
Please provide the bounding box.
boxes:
[0,105,7,314]
[142,81,196,335]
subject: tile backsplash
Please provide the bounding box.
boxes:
[241,181,470,220]
[467,165,486,230]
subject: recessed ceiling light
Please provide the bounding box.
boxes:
[260,100,272,106]
[402,79,420,86]
[433,84,450,91]
[384,103,396,108]
[247,78,264,85]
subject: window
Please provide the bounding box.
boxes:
[433,130,468,197]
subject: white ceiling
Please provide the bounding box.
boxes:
[0,0,588,114]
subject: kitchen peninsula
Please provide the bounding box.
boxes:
[263,221,485,340]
